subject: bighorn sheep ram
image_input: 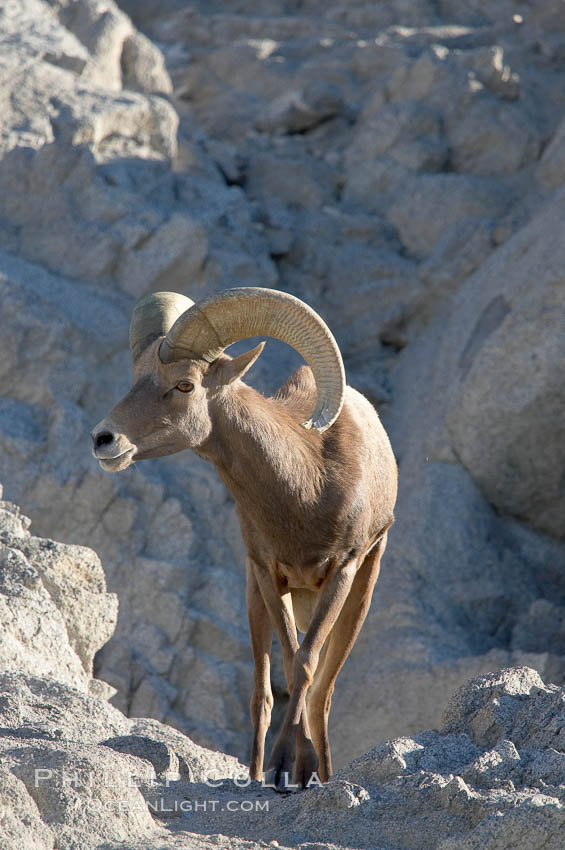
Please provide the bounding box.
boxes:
[92,287,397,789]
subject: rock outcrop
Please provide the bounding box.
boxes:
[0,0,564,787]
[0,490,117,697]
[1,652,564,848]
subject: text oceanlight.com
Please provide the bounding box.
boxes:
[77,798,271,814]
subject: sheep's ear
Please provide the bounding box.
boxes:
[215,342,265,385]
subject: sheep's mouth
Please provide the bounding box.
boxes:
[98,448,135,472]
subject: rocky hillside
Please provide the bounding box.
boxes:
[1,498,564,848]
[0,0,564,780]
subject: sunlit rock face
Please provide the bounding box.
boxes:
[0,0,564,783]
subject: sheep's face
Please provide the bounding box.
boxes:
[91,338,263,472]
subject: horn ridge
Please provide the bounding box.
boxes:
[159,287,346,432]
[129,291,195,361]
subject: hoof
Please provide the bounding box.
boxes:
[293,752,320,790]
[293,766,321,789]
[263,765,299,794]
[293,735,320,789]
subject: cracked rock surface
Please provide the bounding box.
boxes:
[0,0,564,800]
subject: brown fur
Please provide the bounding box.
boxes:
[199,365,396,579]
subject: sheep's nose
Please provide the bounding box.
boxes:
[93,430,114,449]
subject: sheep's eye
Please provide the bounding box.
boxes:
[175,381,194,394]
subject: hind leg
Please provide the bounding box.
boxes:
[307,532,388,781]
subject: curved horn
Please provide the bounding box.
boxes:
[159,287,346,432]
[130,291,195,361]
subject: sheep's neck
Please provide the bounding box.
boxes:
[197,383,323,512]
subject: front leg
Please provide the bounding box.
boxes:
[254,556,360,789]
[249,558,317,790]
[246,557,274,781]
[274,556,360,787]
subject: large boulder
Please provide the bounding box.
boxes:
[0,491,117,695]
[0,672,246,850]
[444,187,565,539]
